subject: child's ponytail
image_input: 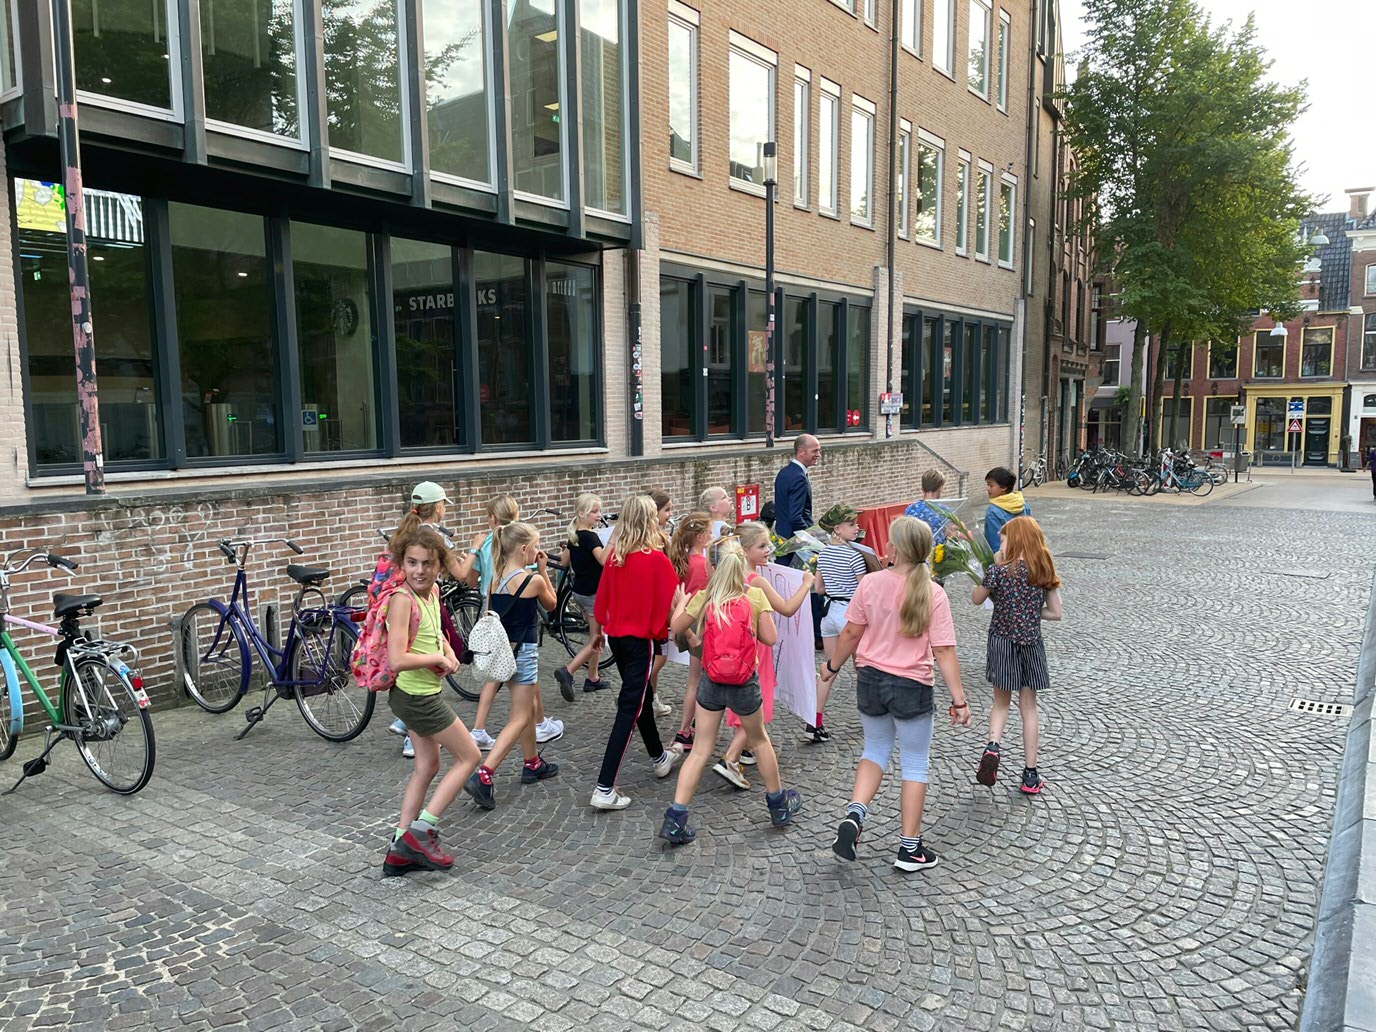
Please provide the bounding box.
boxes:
[887,516,935,638]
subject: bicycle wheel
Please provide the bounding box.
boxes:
[555,592,591,658]
[292,617,374,742]
[336,583,369,610]
[1033,467,1045,487]
[1189,474,1214,497]
[0,662,17,762]
[64,658,155,794]
[177,603,250,713]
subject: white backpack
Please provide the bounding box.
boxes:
[466,609,517,684]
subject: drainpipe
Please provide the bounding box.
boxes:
[884,0,901,438]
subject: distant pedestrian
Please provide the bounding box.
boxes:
[982,467,1030,555]
[971,516,1062,795]
[1367,445,1376,498]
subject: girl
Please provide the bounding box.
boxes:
[381,526,481,876]
[555,494,610,701]
[469,497,565,750]
[666,512,715,754]
[647,488,675,717]
[820,516,971,872]
[660,540,803,844]
[462,522,560,811]
[971,515,1062,794]
[590,494,682,810]
[712,521,814,790]
[810,503,868,744]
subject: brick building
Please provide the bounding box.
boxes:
[0,0,1076,707]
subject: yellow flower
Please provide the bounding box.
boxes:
[933,545,945,564]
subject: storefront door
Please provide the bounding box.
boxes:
[1304,417,1330,466]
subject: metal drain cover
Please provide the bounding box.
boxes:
[1289,698,1352,717]
[1269,569,1332,580]
[1060,552,1109,560]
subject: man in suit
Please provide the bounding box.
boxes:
[773,434,821,565]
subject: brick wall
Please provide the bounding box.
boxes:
[0,143,29,498]
[0,431,1008,718]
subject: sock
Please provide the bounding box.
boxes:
[766,789,785,807]
[596,783,613,795]
[815,712,824,728]
[419,810,439,827]
[393,828,404,842]
[524,756,542,770]
[900,834,922,852]
[473,728,486,735]
[846,801,869,824]
[667,802,688,817]
[477,765,494,785]
[653,752,667,764]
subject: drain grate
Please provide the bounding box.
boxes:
[1269,569,1332,581]
[1059,552,1110,560]
[1289,698,1353,717]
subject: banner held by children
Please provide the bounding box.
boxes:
[758,562,816,722]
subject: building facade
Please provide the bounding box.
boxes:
[1344,189,1376,461]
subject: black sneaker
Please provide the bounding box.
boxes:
[583,678,610,693]
[658,808,697,845]
[1020,767,1043,795]
[832,817,862,861]
[464,771,497,810]
[976,742,1001,786]
[894,843,940,872]
[520,757,561,784]
[555,667,576,702]
[803,724,831,744]
[768,789,803,827]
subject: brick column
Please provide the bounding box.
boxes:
[0,144,30,500]
[639,213,663,457]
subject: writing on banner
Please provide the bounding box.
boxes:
[758,562,817,723]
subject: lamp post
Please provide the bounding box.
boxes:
[763,141,777,449]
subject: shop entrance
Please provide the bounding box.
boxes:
[1304,417,1330,466]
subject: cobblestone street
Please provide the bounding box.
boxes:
[2,485,1372,1032]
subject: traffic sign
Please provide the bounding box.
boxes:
[1288,418,1302,433]
[1287,400,1304,419]
[1229,404,1246,426]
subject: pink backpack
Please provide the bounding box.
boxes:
[350,580,420,692]
[700,596,758,685]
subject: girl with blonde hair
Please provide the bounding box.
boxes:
[555,493,609,700]
[665,512,716,754]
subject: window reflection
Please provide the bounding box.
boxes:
[847,307,869,426]
[747,291,767,435]
[923,316,938,426]
[425,2,491,184]
[392,238,457,449]
[660,277,695,438]
[324,0,404,162]
[72,0,175,110]
[817,301,840,430]
[202,0,300,138]
[963,323,979,422]
[581,0,626,214]
[546,262,598,441]
[707,287,735,434]
[784,296,807,432]
[475,251,535,445]
[728,48,773,186]
[509,0,565,202]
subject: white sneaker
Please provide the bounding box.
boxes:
[389,718,407,736]
[535,717,565,744]
[471,728,496,750]
[739,750,757,766]
[653,751,679,779]
[401,736,415,759]
[590,787,632,810]
[712,758,750,790]
[652,697,672,717]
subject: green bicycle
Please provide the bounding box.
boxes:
[0,546,155,795]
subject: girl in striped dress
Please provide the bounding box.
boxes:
[970,516,1062,794]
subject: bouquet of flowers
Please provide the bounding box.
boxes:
[929,511,996,585]
[769,527,828,571]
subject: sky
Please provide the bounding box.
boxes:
[1059,0,1374,214]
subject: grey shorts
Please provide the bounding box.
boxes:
[388,688,459,738]
[696,673,763,717]
[855,666,934,720]
[571,591,597,614]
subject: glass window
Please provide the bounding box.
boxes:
[581,0,626,215]
[968,0,990,96]
[1364,313,1376,369]
[547,262,598,442]
[999,327,1010,421]
[850,104,874,225]
[847,307,869,428]
[784,295,808,432]
[1164,342,1192,380]
[1208,341,1238,379]
[818,301,840,429]
[793,76,809,205]
[1204,397,1236,449]
[916,138,943,244]
[962,323,979,422]
[72,0,175,110]
[922,316,939,425]
[896,130,910,237]
[667,16,696,170]
[1102,343,1120,385]
[901,0,921,53]
[392,238,456,449]
[426,2,492,184]
[706,286,736,435]
[863,0,877,24]
[1367,264,1376,296]
[1253,330,1283,378]
[955,158,969,253]
[941,320,955,423]
[509,0,566,201]
[18,181,162,467]
[474,251,534,444]
[996,13,1010,109]
[1301,327,1333,378]
[0,1,15,92]
[1254,398,1284,452]
[975,167,990,259]
[1307,395,1332,415]
[900,313,917,426]
[818,87,839,214]
[1162,397,1193,449]
[172,203,280,459]
[660,277,696,438]
[982,325,998,422]
[747,291,767,435]
[201,0,299,138]
[729,46,775,188]
[292,223,378,452]
[324,0,404,163]
[933,0,953,73]
[998,180,1015,265]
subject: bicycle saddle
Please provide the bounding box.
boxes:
[53,593,102,618]
[286,564,331,586]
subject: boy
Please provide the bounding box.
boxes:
[982,467,1029,556]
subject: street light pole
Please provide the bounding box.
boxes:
[763,141,777,449]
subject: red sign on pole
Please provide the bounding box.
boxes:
[735,484,760,524]
[1288,418,1302,433]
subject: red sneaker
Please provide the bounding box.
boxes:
[382,847,418,877]
[398,826,454,870]
[976,743,1001,786]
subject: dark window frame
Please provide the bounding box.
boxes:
[900,304,1011,430]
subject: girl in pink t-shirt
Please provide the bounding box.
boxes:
[667,513,715,755]
[819,516,971,872]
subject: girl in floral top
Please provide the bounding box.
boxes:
[970,516,1062,794]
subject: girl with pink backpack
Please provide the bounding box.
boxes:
[658,539,802,845]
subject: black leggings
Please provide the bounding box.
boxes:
[596,636,665,790]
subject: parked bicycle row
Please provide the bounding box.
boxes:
[1019,447,1229,497]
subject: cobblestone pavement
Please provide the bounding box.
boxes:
[1,492,1372,1032]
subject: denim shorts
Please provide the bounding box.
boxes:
[512,641,539,685]
[855,666,934,720]
[820,599,850,638]
[695,672,763,717]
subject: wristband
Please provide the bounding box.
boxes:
[948,701,968,717]
[825,660,839,675]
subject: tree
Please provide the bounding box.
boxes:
[1063,0,1314,455]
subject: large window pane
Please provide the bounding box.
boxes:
[18,181,162,466]
[916,139,942,244]
[667,17,696,170]
[0,1,15,91]
[660,277,695,438]
[962,323,979,422]
[1254,330,1283,378]
[784,296,807,432]
[819,89,839,214]
[324,0,404,162]
[72,0,175,110]
[922,316,939,426]
[426,2,492,184]
[955,158,970,252]
[999,180,1015,265]
[293,223,378,452]
[818,301,840,431]
[982,326,998,422]
[547,261,598,441]
[1301,327,1333,378]
[996,14,1010,109]
[171,203,279,459]
[581,0,626,214]
[509,0,565,200]
[1253,397,1284,452]
[975,168,990,258]
[729,47,774,187]
[475,251,534,444]
[392,238,456,449]
[707,287,735,434]
[900,314,916,427]
[896,130,909,236]
[793,76,809,206]
[747,291,767,435]
[941,320,955,422]
[1208,341,1238,379]
[850,107,873,224]
[968,0,989,96]
[847,307,869,427]
[202,0,299,138]
[933,0,952,73]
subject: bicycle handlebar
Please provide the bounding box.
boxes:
[1,547,79,575]
[216,538,312,564]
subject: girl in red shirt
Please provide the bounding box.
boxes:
[667,512,715,755]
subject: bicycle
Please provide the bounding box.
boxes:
[176,538,374,741]
[0,547,155,795]
[1018,455,1047,489]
